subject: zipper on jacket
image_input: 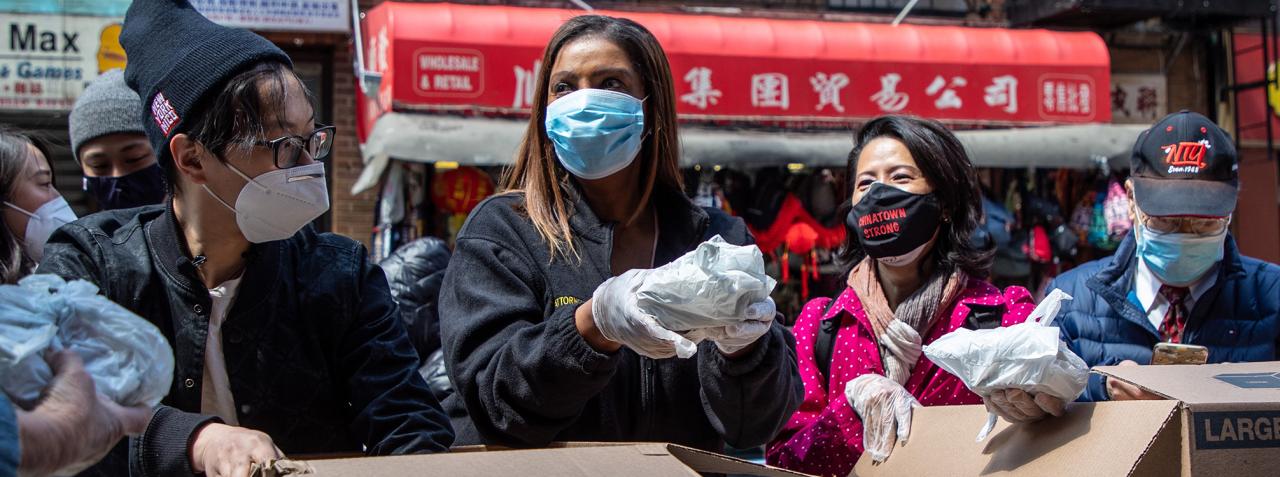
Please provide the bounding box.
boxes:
[641,356,655,439]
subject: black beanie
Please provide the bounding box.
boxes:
[121,0,292,166]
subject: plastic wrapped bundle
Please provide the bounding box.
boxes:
[634,235,777,357]
[922,289,1088,441]
[0,274,174,409]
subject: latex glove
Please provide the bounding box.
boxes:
[635,236,776,334]
[983,389,1066,424]
[591,269,695,358]
[845,373,919,463]
[688,297,776,355]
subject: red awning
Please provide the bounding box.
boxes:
[357,2,1111,141]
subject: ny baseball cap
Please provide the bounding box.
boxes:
[1129,110,1239,217]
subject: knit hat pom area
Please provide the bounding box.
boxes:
[121,0,292,166]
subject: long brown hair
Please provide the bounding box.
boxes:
[0,128,54,283]
[503,15,683,261]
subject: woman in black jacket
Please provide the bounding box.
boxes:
[438,15,803,452]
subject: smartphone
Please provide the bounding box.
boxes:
[1151,342,1209,365]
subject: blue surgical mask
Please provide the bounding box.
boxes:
[1135,223,1226,286]
[544,88,645,180]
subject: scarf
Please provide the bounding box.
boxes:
[847,257,968,384]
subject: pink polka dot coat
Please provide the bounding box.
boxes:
[765,279,1035,477]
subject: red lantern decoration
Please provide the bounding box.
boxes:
[432,166,495,215]
[783,222,822,302]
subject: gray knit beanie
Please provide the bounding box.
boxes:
[69,69,145,161]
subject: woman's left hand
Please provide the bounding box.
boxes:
[699,297,776,356]
[983,389,1066,423]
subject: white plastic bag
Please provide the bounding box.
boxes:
[922,289,1087,441]
[633,235,777,358]
[0,274,174,409]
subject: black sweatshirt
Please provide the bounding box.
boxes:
[439,185,803,451]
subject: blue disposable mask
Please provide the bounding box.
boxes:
[1135,223,1226,286]
[544,89,645,180]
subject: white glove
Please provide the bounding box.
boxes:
[845,373,920,464]
[984,388,1066,423]
[635,236,777,333]
[591,269,694,359]
[686,297,777,355]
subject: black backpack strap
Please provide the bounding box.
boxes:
[963,303,1006,331]
[813,298,840,388]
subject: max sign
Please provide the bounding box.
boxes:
[1,14,124,111]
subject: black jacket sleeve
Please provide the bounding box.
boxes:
[439,235,622,447]
[340,248,455,454]
[41,226,221,477]
[38,224,108,290]
[129,406,221,477]
[696,320,803,449]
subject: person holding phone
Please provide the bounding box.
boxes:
[1051,111,1280,402]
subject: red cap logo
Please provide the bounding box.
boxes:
[1162,139,1210,172]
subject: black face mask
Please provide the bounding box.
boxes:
[82,163,167,210]
[847,182,942,259]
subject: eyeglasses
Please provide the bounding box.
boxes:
[1137,210,1230,235]
[254,125,335,169]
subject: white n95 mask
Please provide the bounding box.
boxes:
[5,197,77,263]
[204,161,329,243]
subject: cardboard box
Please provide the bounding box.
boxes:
[301,442,814,476]
[852,400,1183,476]
[854,361,1280,477]
[1095,361,1280,476]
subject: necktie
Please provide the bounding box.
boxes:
[1158,285,1191,343]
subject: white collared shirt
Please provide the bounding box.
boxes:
[1134,259,1218,331]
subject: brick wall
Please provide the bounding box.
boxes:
[260,31,377,247]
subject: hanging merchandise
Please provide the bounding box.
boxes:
[1026,225,1053,264]
[1050,224,1079,260]
[979,196,1014,251]
[431,166,496,216]
[750,194,846,255]
[380,165,407,226]
[691,174,730,212]
[372,165,407,262]
[782,222,821,302]
[715,169,753,217]
[1069,193,1095,243]
[799,169,841,224]
[742,168,790,231]
[1087,177,1131,251]
[1102,178,1133,244]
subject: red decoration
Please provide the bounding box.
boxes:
[776,218,834,303]
[784,222,820,255]
[749,195,847,254]
[432,166,494,215]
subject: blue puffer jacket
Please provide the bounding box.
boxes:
[1049,233,1280,401]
